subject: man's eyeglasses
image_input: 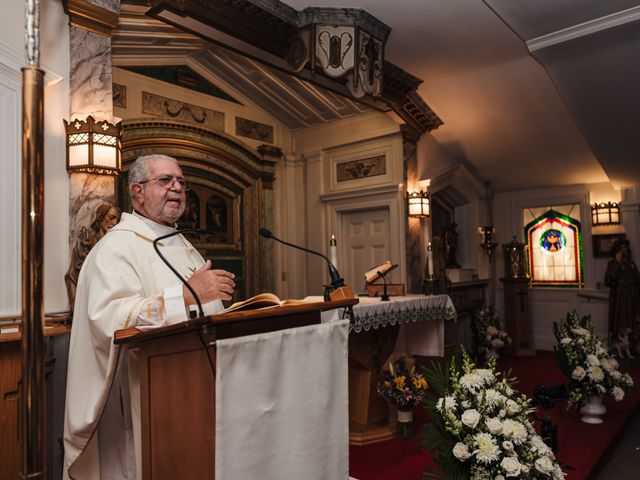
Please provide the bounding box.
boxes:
[138,175,191,191]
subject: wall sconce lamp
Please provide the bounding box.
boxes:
[407,190,430,218]
[478,226,498,263]
[64,116,121,175]
[591,202,620,226]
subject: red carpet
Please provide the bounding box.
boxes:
[349,351,640,480]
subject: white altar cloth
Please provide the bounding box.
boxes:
[321,294,457,357]
[215,319,350,480]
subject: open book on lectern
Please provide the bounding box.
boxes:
[217,293,311,314]
[364,260,397,284]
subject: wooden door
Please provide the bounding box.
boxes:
[340,208,391,293]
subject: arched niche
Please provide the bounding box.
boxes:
[119,119,279,299]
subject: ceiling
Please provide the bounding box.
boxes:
[114,0,640,192]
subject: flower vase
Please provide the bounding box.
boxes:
[396,407,413,438]
[580,395,607,424]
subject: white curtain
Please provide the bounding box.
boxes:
[215,319,350,480]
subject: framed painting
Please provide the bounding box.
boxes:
[592,233,625,258]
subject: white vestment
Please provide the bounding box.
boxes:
[63,212,223,479]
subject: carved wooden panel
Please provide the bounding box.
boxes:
[142,91,225,131]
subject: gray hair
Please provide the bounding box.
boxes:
[128,154,179,203]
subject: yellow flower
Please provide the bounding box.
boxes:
[413,376,428,390]
[394,375,406,390]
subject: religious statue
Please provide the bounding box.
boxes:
[65,202,122,310]
[605,239,640,345]
[443,223,460,268]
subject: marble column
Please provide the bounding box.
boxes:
[402,126,423,293]
[66,0,120,263]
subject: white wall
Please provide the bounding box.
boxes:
[0,0,69,315]
[493,183,615,350]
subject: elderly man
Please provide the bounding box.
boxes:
[63,154,235,479]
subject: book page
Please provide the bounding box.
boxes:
[218,292,282,314]
[364,260,394,283]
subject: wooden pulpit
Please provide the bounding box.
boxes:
[114,297,357,480]
[500,278,535,356]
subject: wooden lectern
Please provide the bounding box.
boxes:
[500,278,535,356]
[115,297,357,480]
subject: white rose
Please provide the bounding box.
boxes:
[485,417,503,435]
[461,409,481,429]
[506,399,521,415]
[500,456,522,477]
[452,442,471,461]
[502,440,514,452]
[535,456,556,475]
[612,386,625,401]
[571,366,586,381]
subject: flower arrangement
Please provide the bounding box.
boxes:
[421,349,565,480]
[377,356,429,410]
[472,304,512,357]
[553,310,634,408]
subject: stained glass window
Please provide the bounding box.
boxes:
[523,205,583,288]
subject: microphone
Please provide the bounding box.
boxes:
[259,228,345,289]
[153,228,206,319]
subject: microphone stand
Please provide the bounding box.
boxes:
[377,270,390,301]
[153,228,204,318]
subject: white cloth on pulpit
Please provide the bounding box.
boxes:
[215,319,350,480]
[63,212,223,480]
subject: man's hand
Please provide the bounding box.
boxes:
[183,260,236,306]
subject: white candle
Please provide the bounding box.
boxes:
[427,241,434,276]
[330,235,338,268]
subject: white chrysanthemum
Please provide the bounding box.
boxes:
[485,417,503,435]
[502,419,527,444]
[560,337,572,345]
[500,456,522,477]
[572,366,586,380]
[530,434,551,456]
[506,399,521,415]
[473,432,500,464]
[601,358,616,371]
[589,365,605,382]
[475,369,496,385]
[461,409,481,429]
[612,386,625,401]
[460,373,483,392]
[484,389,505,407]
[452,442,472,461]
[535,456,556,475]
[587,354,600,366]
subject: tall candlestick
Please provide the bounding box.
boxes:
[427,241,434,276]
[330,235,338,269]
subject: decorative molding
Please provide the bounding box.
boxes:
[235,117,274,144]
[257,144,283,160]
[336,155,386,182]
[141,91,225,130]
[319,183,399,203]
[63,0,120,37]
[527,5,640,52]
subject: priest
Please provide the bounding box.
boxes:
[63,154,236,479]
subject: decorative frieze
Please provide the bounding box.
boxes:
[142,91,225,131]
[336,155,386,182]
[235,117,274,144]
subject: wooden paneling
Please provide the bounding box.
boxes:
[0,341,21,479]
